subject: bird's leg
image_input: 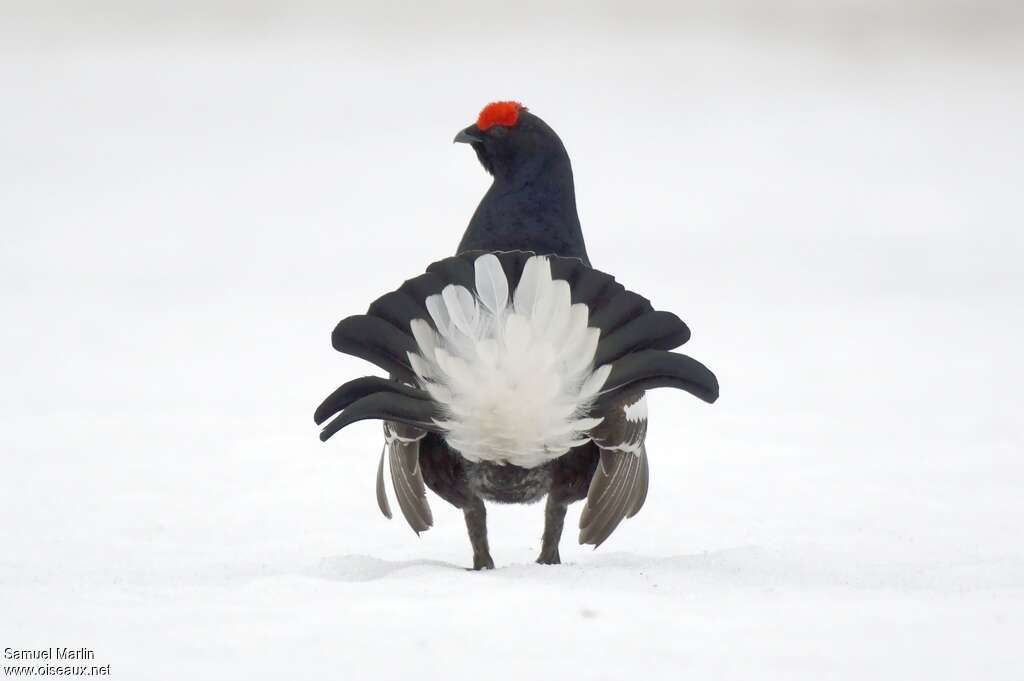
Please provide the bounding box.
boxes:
[537,494,567,565]
[463,496,495,570]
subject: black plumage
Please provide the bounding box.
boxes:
[314,103,720,569]
[455,108,591,264]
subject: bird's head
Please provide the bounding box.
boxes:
[454,101,570,182]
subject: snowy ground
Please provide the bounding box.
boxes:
[2,3,1023,679]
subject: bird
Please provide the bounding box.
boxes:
[314,101,719,570]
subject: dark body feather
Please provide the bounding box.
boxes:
[457,111,591,265]
[418,434,600,568]
[433,110,623,566]
[315,250,718,567]
[419,435,599,508]
[316,105,719,569]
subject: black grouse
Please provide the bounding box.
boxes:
[314,101,719,569]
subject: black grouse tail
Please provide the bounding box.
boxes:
[314,251,718,461]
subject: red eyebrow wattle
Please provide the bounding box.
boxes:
[476,101,524,130]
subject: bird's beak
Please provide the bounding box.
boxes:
[453,126,483,145]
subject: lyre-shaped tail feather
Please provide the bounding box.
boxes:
[315,250,719,468]
[592,310,691,367]
[595,350,720,408]
[330,315,418,383]
[315,376,443,442]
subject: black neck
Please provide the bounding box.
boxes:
[457,154,590,266]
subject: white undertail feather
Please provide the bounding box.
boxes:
[624,396,648,423]
[408,254,610,468]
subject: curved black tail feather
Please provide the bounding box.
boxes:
[316,250,719,450]
[331,315,418,383]
[314,376,432,426]
[597,350,720,407]
[592,310,691,367]
[318,390,443,442]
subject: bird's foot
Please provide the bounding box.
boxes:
[470,553,495,571]
[535,547,561,565]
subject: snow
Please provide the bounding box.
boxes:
[2,3,1022,679]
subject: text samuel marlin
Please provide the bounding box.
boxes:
[4,648,96,661]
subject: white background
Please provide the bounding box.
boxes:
[2,2,1022,678]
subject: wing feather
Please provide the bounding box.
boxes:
[383,422,433,534]
[376,445,392,519]
[578,392,650,547]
